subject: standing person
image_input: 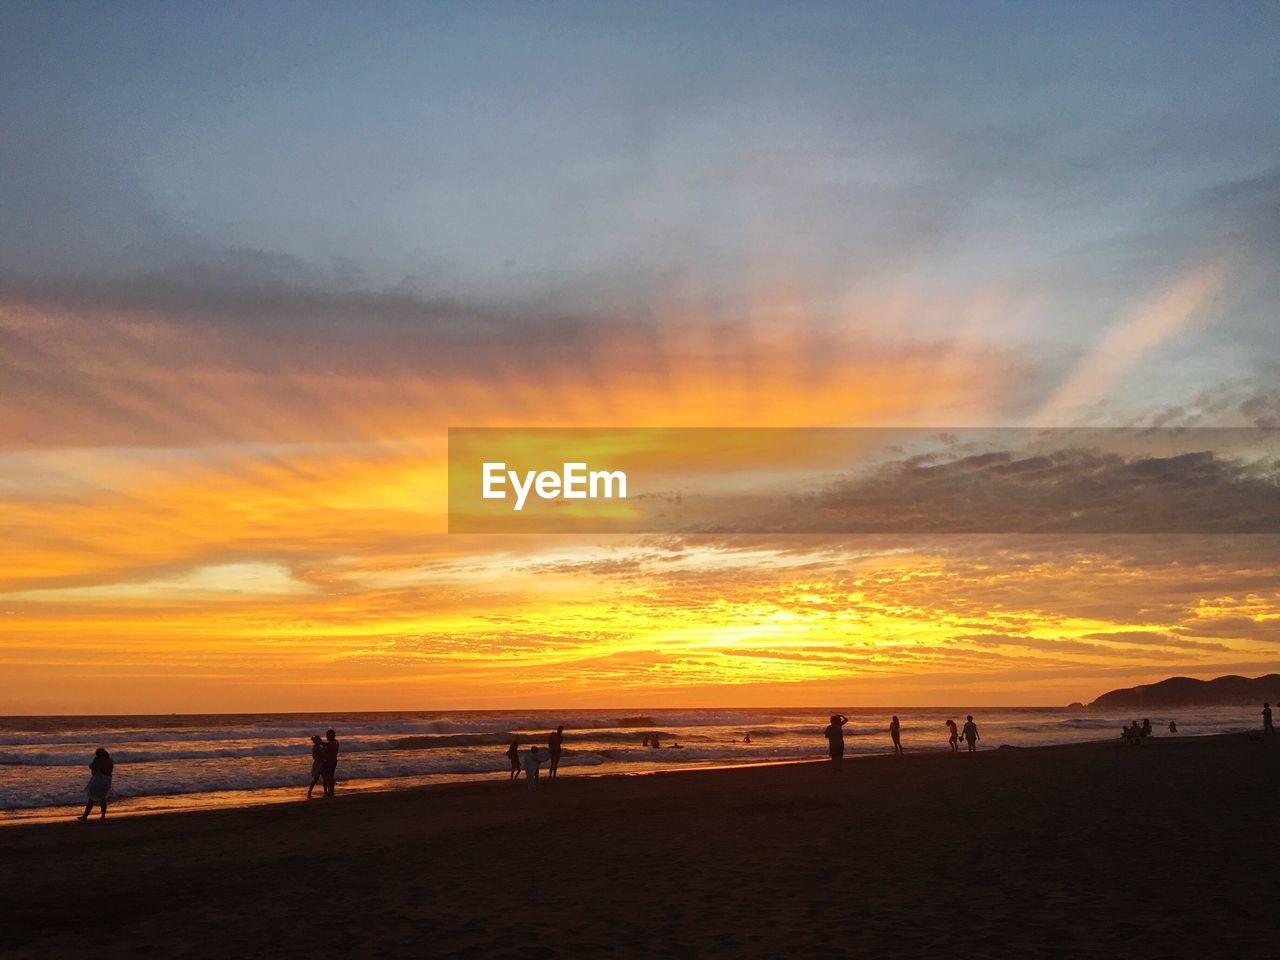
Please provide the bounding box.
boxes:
[506,739,522,780]
[78,748,113,820]
[1168,720,1178,734]
[824,714,849,771]
[1264,702,1274,735]
[946,719,959,753]
[522,745,545,791]
[548,725,564,779]
[307,735,325,798]
[962,715,979,753]
[889,716,903,755]
[1140,718,1152,739]
[321,728,340,797]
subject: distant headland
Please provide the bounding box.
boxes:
[1089,674,1280,710]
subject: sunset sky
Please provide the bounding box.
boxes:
[2,2,1278,713]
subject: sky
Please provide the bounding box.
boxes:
[1,2,1278,713]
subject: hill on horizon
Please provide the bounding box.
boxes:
[1089,674,1280,710]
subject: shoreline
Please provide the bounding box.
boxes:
[0,755,828,828]
[1,730,1223,829]
[0,730,1246,833]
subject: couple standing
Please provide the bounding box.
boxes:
[307,729,341,798]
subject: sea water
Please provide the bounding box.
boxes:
[0,706,1259,823]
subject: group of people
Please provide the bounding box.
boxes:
[307,729,341,798]
[825,714,982,767]
[72,703,1280,818]
[505,725,564,790]
[1121,718,1157,744]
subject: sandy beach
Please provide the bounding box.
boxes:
[3,733,1277,959]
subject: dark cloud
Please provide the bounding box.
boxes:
[696,443,1280,534]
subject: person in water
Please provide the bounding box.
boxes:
[507,739,522,780]
[78,748,113,820]
[522,745,545,790]
[961,715,979,752]
[946,719,959,753]
[742,732,752,744]
[321,728,340,797]
[889,715,903,755]
[824,714,849,770]
[1264,702,1274,735]
[307,735,325,798]
[548,725,564,779]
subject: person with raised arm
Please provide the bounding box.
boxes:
[824,714,849,770]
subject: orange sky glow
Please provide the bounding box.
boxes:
[4,284,1277,714]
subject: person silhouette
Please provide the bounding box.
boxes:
[1168,720,1177,734]
[889,715,903,755]
[824,714,849,770]
[743,733,752,744]
[1140,718,1152,739]
[1125,720,1143,746]
[78,748,113,820]
[307,735,325,798]
[962,715,979,752]
[321,728,340,797]
[522,745,544,790]
[548,725,564,779]
[507,738,522,780]
[946,719,959,752]
[1264,702,1274,735]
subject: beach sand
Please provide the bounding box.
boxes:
[4,733,1278,959]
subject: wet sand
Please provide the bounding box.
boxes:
[4,733,1278,959]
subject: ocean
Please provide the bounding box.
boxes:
[0,706,1260,824]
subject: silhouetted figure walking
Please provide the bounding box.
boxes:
[307,735,325,798]
[1168,720,1177,734]
[962,715,979,752]
[321,728,340,797]
[946,719,959,752]
[507,739,521,780]
[889,715,903,754]
[824,714,849,770]
[548,725,564,778]
[522,746,544,790]
[1264,702,1274,735]
[78,748,113,820]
